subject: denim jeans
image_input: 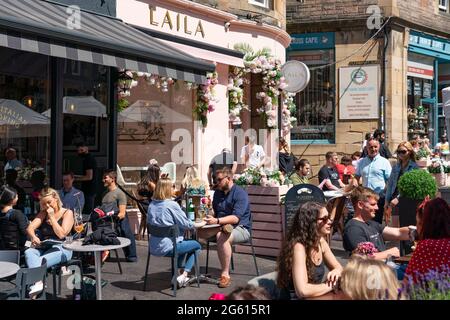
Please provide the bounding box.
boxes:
[118,214,137,260]
[25,244,73,268]
[165,240,201,273]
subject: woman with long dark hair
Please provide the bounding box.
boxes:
[0,186,28,251]
[276,202,343,299]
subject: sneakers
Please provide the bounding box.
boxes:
[29,281,44,297]
[176,274,190,288]
[126,257,138,263]
[218,275,231,288]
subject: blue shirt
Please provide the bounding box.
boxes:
[148,199,194,256]
[58,187,85,212]
[213,184,251,231]
[356,154,392,196]
[385,160,418,204]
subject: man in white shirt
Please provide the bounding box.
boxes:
[240,136,266,169]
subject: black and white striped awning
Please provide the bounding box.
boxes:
[0,0,215,84]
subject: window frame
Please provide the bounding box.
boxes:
[248,0,269,9]
[439,0,448,11]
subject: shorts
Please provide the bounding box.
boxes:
[231,225,251,244]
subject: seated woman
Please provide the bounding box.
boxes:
[148,177,206,287]
[276,202,343,299]
[0,186,28,252]
[341,254,403,300]
[180,166,209,197]
[289,159,310,186]
[405,197,450,284]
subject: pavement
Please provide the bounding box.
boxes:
[1,237,380,300]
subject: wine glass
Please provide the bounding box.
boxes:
[73,210,85,237]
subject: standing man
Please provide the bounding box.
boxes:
[343,186,414,260]
[318,152,345,191]
[208,148,237,188]
[362,129,392,159]
[240,135,266,170]
[58,171,85,214]
[198,167,252,288]
[74,142,97,219]
[101,169,137,262]
[353,138,392,223]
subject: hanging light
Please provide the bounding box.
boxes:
[23,95,34,108]
[118,70,133,93]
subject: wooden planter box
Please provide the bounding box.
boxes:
[234,185,290,258]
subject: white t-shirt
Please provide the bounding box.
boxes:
[241,144,265,169]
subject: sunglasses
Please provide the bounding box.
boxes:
[397,150,408,155]
[317,214,333,223]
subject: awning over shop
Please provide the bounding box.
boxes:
[0,0,215,84]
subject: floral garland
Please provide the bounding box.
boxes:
[230,45,297,136]
[227,67,248,125]
[235,167,285,187]
[193,72,219,127]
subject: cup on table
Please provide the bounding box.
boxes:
[196,208,206,223]
[65,235,73,244]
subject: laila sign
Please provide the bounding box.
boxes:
[281,61,311,93]
[149,6,205,38]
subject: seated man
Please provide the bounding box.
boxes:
[343,186,414,260]
[58,171,85,214]
[197,167,252,288]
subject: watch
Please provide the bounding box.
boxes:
[217,218,220,225]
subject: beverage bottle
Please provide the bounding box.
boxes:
[24,195,31,216]
[187,199,195,221]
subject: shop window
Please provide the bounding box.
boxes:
[288,50,335,144]
[407,76,434,142]
[0,47,51,198]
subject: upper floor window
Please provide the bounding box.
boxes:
[248,0,269,8]
[439,0,449,12]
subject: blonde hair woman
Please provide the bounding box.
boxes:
[148,178,206,287]
[384,141,418,223]
[341,255,402,300]
[180,166,208,196]
[25,187,74,295]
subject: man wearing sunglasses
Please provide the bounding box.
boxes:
[197,167,251,289]
[343,186,414,261]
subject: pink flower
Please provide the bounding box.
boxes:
[209,293,226,300]
[354,242,379,257]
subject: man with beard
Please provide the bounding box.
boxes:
[197,167,251,288]
[101,169,137,262]
[74,142,97,219]
[343,186,413,260]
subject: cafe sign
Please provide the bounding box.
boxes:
[149,6,205,38]
[339,65,380,120]
[0,105,28,128]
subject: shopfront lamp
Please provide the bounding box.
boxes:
[118,70,133,92]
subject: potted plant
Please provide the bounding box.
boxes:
[397,169,437,254]
[427,162,446,187]
[415,148,430,168]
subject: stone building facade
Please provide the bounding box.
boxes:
[287,0,450,177]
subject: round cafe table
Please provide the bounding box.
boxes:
[0,261,20,279]
[63,237,131,300]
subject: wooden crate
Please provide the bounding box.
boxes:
[235,185,290,257]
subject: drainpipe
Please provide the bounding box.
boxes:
[381,25,390,134]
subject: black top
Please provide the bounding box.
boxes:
[209,152,234,184]
[318,166,340,191]
[80,153,97,195]
[278,152,294,175]
[0,209,28,251]
[38,211,67,240]
[6,183,26,212]
[287,260,325,300]
[343,219,386,253]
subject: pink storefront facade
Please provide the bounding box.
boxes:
[115,0,291,181]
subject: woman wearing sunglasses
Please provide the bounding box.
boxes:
[384,141,418,223]
[276,202,343,299]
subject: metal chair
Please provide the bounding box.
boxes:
[143,224,200,297]
[205,235,259,276]
[0,261,48,300]
[0,250,20,264]
[49,258,83,299]
[116,164,138,188]
[160,162,176,184]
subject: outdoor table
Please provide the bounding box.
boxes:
[185,224,221,286]
[63,237,131,300]
[0,261,20,279]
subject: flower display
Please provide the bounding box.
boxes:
[402,265,450,300]
[194,72,219,127]
[17,166,44,181]
[353,242,379,257]
[227,67,248,125]
[235,167,285,187]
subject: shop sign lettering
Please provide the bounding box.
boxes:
[149,6,205,38]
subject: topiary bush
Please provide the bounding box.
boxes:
[398,169,437,200]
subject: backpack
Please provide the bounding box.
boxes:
[89,202,120,233]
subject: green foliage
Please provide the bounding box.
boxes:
[398,169,437,200]
[415,148,430,160]
[117,98,129,113]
